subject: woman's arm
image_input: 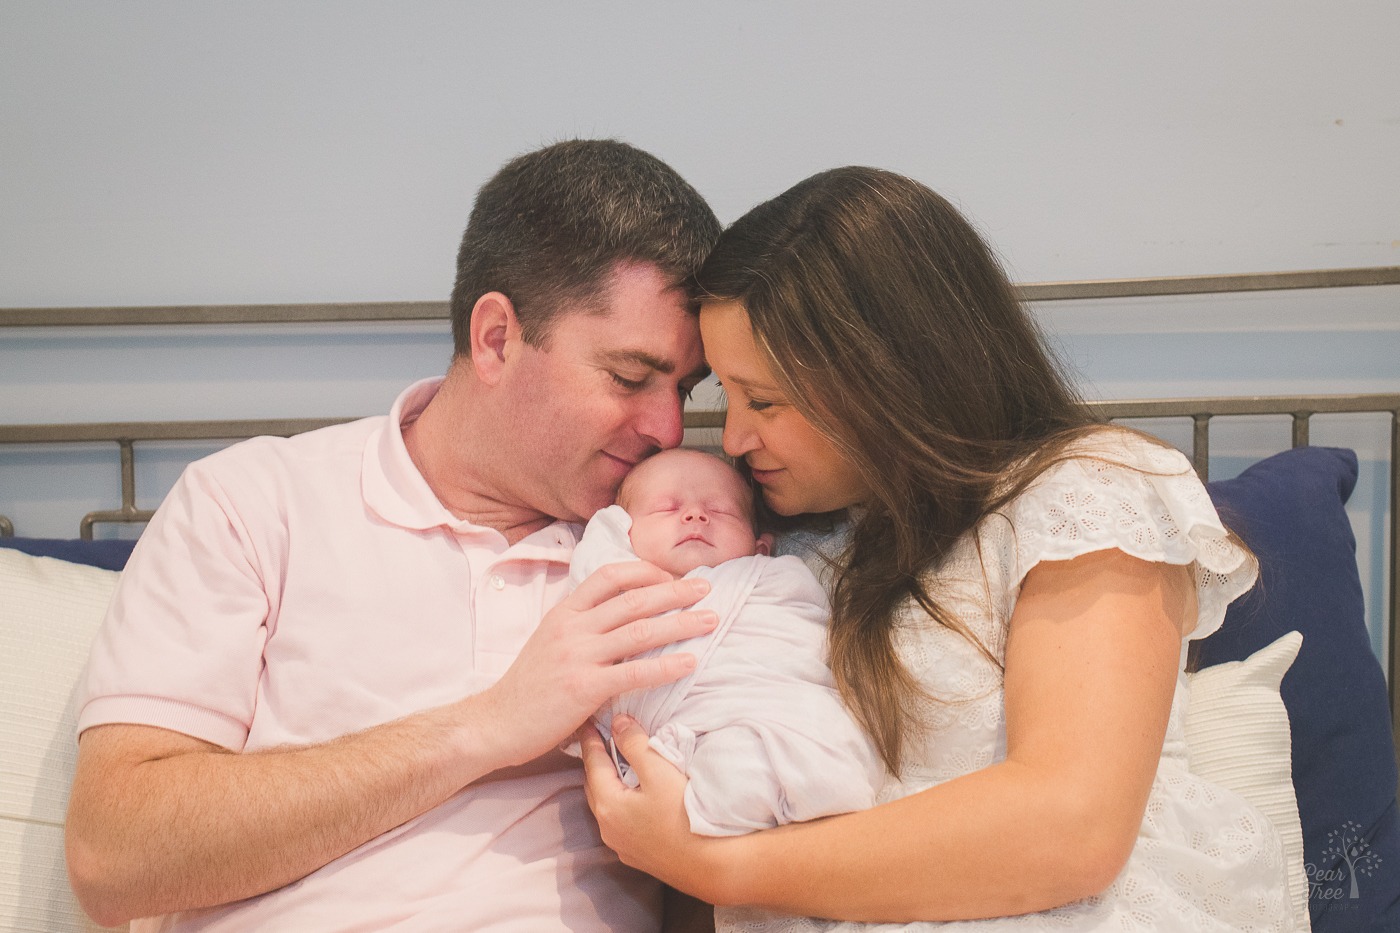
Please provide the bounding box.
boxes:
[583,548,1195,922]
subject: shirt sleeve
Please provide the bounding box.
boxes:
[992,430,1257,643]
[76,451,275,750]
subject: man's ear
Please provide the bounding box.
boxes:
[469,292,520,387]
[755,532,775,557]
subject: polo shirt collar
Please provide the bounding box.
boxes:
[360,378,579,560]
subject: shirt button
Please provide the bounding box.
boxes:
[489,574,506,590]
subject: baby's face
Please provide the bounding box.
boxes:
[620,450,766,577]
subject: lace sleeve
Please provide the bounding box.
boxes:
[996,431,1257,642]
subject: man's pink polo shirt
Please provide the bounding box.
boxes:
[77,378,662,932]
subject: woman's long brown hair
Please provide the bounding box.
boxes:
[695,167,1108,774]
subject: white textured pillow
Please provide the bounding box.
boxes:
[0,548,125,932]
[1184,631,1309,933]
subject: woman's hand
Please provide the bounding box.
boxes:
[586,550,1192,923]
[580,715,747,904]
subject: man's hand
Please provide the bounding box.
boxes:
[66,560,713,925]
[480,560,716,768]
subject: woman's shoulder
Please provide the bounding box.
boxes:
[997,426,1196,511]
[986,426,1255,639]
[995,425,1210,536]
[1044,425,1193,478]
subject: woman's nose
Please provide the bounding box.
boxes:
[722,413,757,458]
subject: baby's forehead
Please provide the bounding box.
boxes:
[621,450,747,504]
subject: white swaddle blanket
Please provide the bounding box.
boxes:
[570,505,883,836]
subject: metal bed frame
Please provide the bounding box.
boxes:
[3,265,1399,750]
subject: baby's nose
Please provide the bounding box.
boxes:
[682,507,709,523]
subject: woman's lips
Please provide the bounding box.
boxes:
[748,466,782,484]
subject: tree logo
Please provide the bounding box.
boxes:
[1306,821,1382,904]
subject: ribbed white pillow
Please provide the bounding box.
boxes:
[0,548,125,932]
[1184,631,1309,933]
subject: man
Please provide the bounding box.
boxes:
[65,140,722,931]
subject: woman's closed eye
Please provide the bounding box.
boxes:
[714,378,778,413]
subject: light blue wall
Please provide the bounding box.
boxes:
[3,2,1398,648]
[5,1,1397,305]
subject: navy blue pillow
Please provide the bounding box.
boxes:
[0,536,137,572]
[1202,446,1399,930]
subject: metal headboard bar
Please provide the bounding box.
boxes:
[0,418,353,540]
[1085,394,1400,481]
[0,418,352,444]
[0,302,445,328]
[4,395,1400,751]
[78,439,146,538]
[3,266,1398,327]
[4,393,1397,517]
[1022,265,1400,302]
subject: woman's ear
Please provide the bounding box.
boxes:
[755,532,775,557]
[469,292,519,386]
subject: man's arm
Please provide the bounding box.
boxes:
[66,562,716,926]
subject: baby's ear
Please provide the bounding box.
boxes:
[755,532,775,556]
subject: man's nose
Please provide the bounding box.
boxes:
[637,393,685,451]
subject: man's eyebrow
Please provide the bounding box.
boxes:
[596,348,676,374]
[596,349,710,385]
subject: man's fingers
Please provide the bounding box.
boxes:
[601,609,717,660]
[569,564,711,634]
[569,560,677,608]
[603,651,698,696]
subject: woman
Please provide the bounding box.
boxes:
[580,167,1294,931]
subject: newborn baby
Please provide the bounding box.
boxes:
[619,446,773,576]
[571,448,882,836]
